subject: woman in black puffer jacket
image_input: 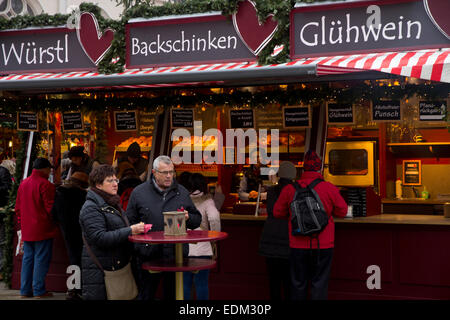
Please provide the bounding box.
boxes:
[79,164,144,300]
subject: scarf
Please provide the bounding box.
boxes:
[91,187,122,212]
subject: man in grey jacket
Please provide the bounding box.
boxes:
[126,155,201,300]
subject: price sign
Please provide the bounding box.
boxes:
[419,101,446,122]
[17,112,38,131]
[229,109,255,129]
[114,111,138,132]
[62,112,84,132]
[282,105,311,129]
[171,108,194,128]
[403,160,421,186]
[327,102,354,125]
[372,100,401,122]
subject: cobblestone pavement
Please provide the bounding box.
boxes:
[0,280,66,300]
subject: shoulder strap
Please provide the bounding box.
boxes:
[82,235,104,273]
[293,181,303,192]
[307,178,323,190]
[307,179,327,213]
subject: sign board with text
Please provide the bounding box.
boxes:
[17,112,38,131]
[229,109,255,129]
[372,100,401,122]
[290,0,450,59]
[283,105,311,129]
[114,111,138,132]
[126,13,255,68]
[403,160,421,186]
[327,102,355,125]
[0,27,96,74]
[171,108,194,128]
[62,112,84,132]
[419,101,447,122]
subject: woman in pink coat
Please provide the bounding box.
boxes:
[182,173,221,300]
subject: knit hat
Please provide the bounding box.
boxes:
[303,150,322,172]
[278,161,296,180]
[33,157,53,169]
[126,142,141,158]
[68,146,85,159]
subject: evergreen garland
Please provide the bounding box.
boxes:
[0,82,448,114]
[94,110,109,164]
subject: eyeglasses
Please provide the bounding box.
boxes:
[105,178,119,184]
[156,170,176,176]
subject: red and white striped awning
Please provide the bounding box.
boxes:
[0,48,448,90]
[313,48,450,83]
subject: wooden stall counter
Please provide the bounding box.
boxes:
[382,198,447,215]
[214,212,450,300]
[222,213,450,225]
[335,214,450,225]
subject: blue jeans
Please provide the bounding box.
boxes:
[20,239,53,296]
[183,256,211,300]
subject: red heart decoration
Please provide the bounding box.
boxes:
[232,0,278,56]
[77,12,114,65]
[424,0,450,40]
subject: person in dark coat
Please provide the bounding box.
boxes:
[258,161,297,300]
[117,142,149,181]
[79,164,145,300]
[0,161,12,207]
[65,146,97,180]
[51,171,89,300]
[126,155,202,300]
[0,159,14,279]
[117,161,142,210]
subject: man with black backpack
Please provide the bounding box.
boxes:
[273,150,347,300]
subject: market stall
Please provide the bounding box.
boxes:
[0,0,449,300]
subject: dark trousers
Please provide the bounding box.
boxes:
[290,248,334,300]
[138,270,175,300]
[265,257,291,300]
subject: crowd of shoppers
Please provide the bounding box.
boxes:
[7,142,347,301]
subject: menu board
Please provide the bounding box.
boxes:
[282,106,311,129]
[255,107,282,130]
[17,112,38,131]
[372,100,401,122]
[403,160,421,186]
[229,109,254,129]
[114,111,138,132]
[139,110,157,135]
[419,101,446,122]
[171,108,194,128]
[62,112,83,131]
[327,102,354,125]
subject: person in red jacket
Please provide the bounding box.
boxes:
[273,150,347,300]
[15,158,58,298]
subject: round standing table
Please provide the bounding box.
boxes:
[129,230,228,300]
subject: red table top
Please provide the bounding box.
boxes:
[128,230,228,244]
